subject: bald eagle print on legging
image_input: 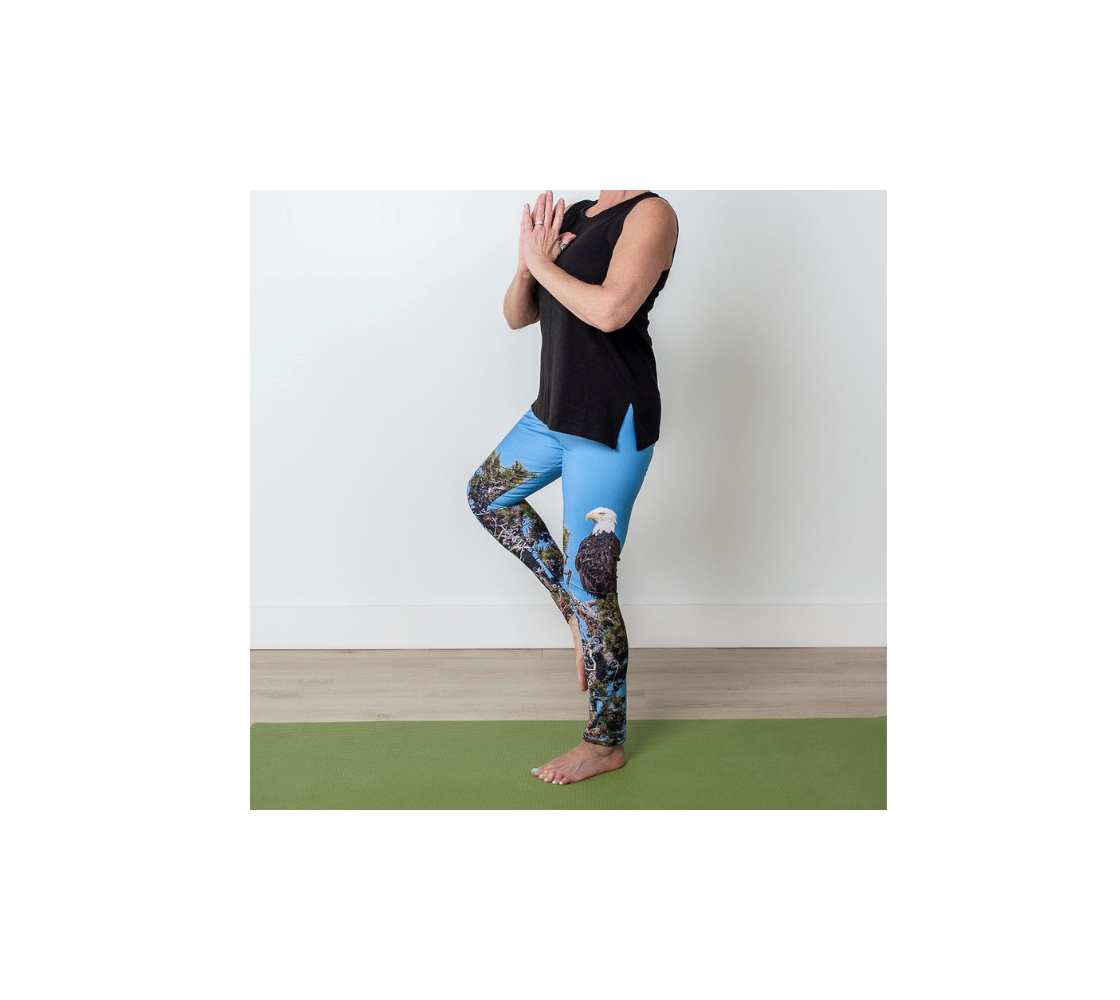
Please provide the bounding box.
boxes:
[575,508,622,595]
[466,403,654,748]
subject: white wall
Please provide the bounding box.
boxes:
[251,191,885,648]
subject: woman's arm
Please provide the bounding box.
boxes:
[503,268,539,329]
[525,198,678,333]
[504,192,572,329]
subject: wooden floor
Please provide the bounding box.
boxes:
[250,647,886,723]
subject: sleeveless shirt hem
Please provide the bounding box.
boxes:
[530,398,660,452]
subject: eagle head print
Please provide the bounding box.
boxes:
[574,507,622,596]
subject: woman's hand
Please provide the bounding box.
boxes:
[520,190,576,277]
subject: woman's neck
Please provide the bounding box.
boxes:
[594,189,650,211]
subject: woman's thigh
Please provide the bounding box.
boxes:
[473,407,565,512]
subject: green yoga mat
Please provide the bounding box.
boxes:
[250,717,886,809]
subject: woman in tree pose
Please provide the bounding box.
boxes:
[466,189,679,786]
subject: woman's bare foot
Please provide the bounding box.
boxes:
[530,740,625,785]
[568,614,587,691]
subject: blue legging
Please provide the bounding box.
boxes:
[466,403,656,746]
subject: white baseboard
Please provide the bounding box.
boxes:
[250,604,886,649]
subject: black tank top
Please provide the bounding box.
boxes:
[530,191,677,451]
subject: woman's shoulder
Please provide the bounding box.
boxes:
[643,193,675,213]
[624,194,678,230]
[621,196,677,268]
[626,194,677,224]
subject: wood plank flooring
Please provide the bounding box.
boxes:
[250,647,886,723]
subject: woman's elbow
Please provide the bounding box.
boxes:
[595,291,637,333]
[596,307,628,333]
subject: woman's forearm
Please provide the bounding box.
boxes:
[504,269,540,329]
[526,257,614,332]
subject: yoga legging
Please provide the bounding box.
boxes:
[466,402,656,746]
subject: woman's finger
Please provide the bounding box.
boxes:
[544,190,553,227]
[533,192,545,224]
[553,197,565,231]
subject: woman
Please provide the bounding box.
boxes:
[466,189,679,786]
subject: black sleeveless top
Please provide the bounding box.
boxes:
[530,191,677,451]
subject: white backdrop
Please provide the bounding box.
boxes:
[250,190,886,648]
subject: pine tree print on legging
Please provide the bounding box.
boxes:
[572,591,628,746]
[467,449,573,622]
